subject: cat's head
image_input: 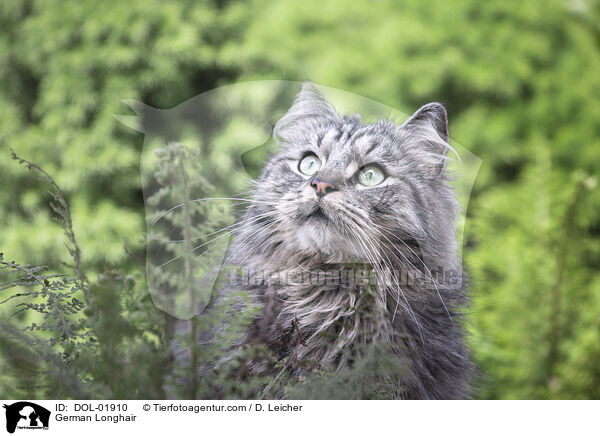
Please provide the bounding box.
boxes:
[248,83,459,268]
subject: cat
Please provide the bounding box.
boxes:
[223,82,474,399]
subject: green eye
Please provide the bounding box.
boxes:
[298,154,322,176]
[357,165,385,186]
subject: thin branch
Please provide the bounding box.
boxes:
[10,149,89,299]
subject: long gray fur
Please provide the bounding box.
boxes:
[224,83,473,399]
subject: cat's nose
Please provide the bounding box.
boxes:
[311,178,338,197]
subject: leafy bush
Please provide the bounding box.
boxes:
[1,0,600,399]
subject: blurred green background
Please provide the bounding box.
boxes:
[1,0,599,399]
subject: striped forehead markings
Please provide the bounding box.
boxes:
[317,126,381,172]
[320,129,340,149]
[345,161,359,179]
[352,132,378,156]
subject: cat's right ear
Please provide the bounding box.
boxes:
[273,82,340,144]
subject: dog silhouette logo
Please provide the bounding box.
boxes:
[114,81,481,320]
[3,402,50,433]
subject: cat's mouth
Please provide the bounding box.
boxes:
[306,205,328,221]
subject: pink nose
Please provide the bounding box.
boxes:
[311,179,338,197]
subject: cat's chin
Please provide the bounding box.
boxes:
[294,221,357,259]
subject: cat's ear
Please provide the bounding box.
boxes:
[273,82,339,143]
[402,102,448,142]
[401,103,454,175]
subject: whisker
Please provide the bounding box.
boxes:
[338,207,426,344]
[151,197,281,225]
[373,222,462,317]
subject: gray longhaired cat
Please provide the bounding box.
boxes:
[223,83,473,399]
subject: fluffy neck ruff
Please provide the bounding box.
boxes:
[232,224,464,378]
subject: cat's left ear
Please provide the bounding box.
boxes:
[401,102,448,142]
[273,82,340,144]
[401,102,452,175]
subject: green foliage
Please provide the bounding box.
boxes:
[1,0,599,399]
[0,154,168,399]
[0,255,86,343]
[0,0,248,269]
